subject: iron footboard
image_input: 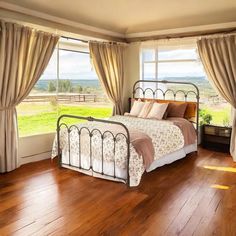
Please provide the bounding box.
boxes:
[57,115,131,186]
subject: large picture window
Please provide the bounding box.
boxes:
[141,43,231,126]
[17,39,112,137]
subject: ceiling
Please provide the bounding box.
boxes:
[1,0,236,36]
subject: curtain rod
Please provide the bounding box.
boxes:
[136,28,236,43]
[61,36,89,44]
[60,36,128,45]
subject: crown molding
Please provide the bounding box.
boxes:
[0,1,125,39]
[125,22,236,40]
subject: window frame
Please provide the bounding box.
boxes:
[141,45,199,81]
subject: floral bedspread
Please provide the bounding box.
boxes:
[52,115,184,186]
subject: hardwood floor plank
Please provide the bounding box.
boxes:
[0,148,236,236]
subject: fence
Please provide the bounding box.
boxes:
[24,93,97,103]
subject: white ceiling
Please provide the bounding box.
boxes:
[1,0,236,36]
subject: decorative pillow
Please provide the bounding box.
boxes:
[138,102,153,118]
[166,102,187,118]
[147,103,169,120]
[129,99,144,117]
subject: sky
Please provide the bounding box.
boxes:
[41,49,98,80]
[143,48,207,78]
[41,46,206,80]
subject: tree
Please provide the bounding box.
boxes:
[48,81,56,92]
[58,80,73,93]
[77,85,83,93]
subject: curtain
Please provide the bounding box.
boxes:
[0,21,59,173]
[197,35,236,160]
[89,41,125,115]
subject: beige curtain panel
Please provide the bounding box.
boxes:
[89,41,125,115]
[0,21,59,173]
[197,35,236,161]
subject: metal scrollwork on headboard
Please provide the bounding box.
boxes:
[133,80,199,100]
[132,79,200,136]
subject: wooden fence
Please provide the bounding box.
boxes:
[24,93,97,103]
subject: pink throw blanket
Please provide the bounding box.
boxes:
[129,128,154,169]
[166,117,197,145]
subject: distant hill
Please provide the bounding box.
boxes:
[34,77,217,99]
[35,79,100,91]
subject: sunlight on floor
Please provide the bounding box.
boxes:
[210,184,230,190]
[203,165,236,173]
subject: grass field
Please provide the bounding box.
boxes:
[200,104,231,126]
[17,104,112,136]
[17,102,231,137]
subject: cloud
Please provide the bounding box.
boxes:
[41,50,98,80]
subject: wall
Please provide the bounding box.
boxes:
[18,133,55,166]
[123,42,141,112]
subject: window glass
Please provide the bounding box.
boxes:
[57,50,111,126]
[158,48,197,61]
[17,40,112,137]
[143,63,156,80]
[141,45,231,126]
[142,49,155,62]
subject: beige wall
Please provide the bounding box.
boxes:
[123,42,141,112]
[18,133,55,165]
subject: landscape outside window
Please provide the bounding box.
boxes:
[17,40,112,137]
[141,45,231,126]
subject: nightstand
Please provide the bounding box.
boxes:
[202,124,232,152]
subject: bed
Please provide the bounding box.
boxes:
[52,80,200,187]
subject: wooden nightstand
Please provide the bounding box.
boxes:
[202,124,232,152]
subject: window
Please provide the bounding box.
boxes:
[17,39,112,137]
[141,43,231,126]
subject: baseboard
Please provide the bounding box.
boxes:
[19,151,51,166]
[18,132,55,166]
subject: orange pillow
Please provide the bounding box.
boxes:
[166,102,187,118]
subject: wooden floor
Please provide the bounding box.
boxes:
[1,148,236,236]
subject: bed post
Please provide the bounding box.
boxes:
[57,116,62,168]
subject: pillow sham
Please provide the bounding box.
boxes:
[129,99,144,116]
[146,103,169,120]
[138,102,153,118]
[166,102,187,118]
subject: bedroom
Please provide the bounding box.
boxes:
[0,0,236,235]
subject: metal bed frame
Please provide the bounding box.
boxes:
[132,80,200,134]
[57,80,200,186]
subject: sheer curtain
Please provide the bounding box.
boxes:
[197,35,236,160]
[0,21,59,172]
[89,41,125,115]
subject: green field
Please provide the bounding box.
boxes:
[200,104,231,126]
[17,104,112,136]
[17,102,231,137]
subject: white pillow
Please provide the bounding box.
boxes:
[129,100,144,116]
[147,103,169,120]
[138,102,153,118]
